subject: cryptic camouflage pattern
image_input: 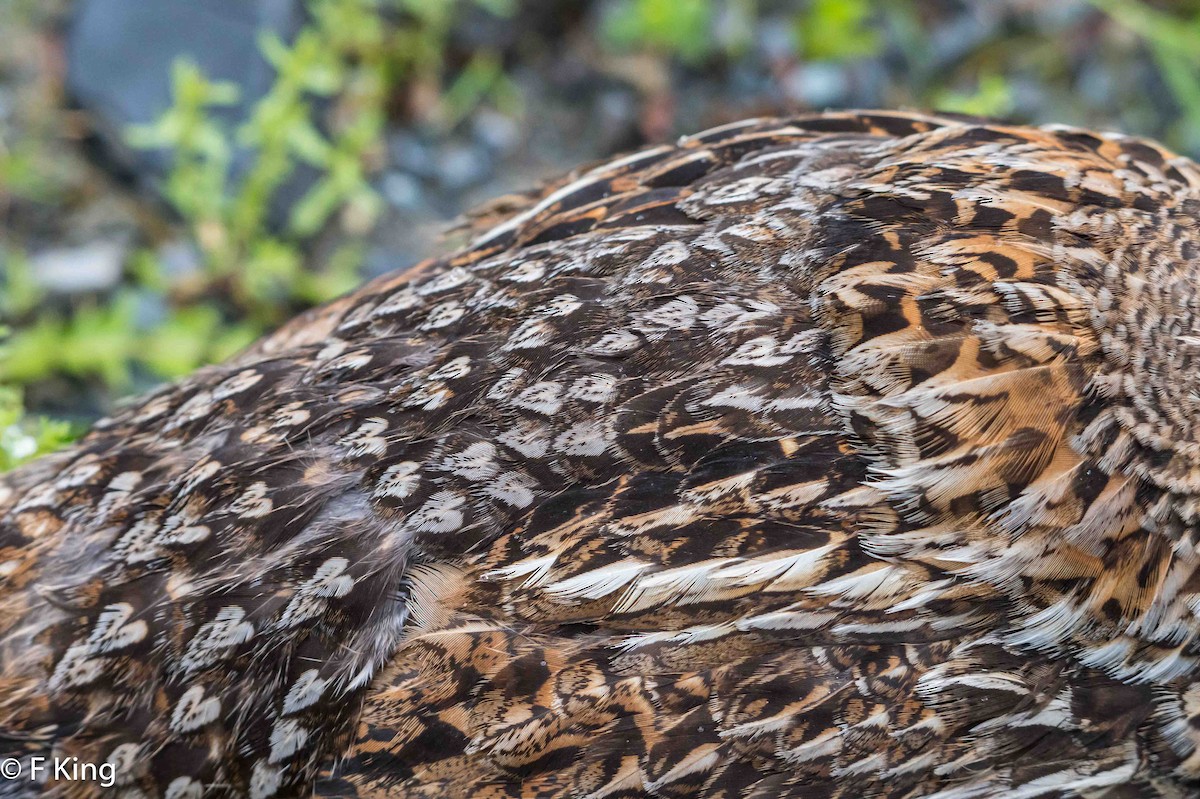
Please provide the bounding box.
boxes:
[3,110,1200,798]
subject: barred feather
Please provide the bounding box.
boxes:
[4,110,1200,798]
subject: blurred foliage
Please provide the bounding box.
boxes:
[124,0,515,326]
[603,0,720,63]
[0,384,73,471]
[5,0,1200,469]
[796,0,882,61]
[0,326,73,470]
[933,73,1016,119]
[1089,0,1200,149]
[601,0,884,63]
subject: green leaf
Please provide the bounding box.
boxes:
[0,317,66,385]
[211,322,263,362]
[603,0,715,63]
[258,31,294,70]
[140,305,222,378]
[240,238,303,305]
[289,177,343,236]
[796,0,882,61]
[933,73,1014,119]
[287,121,334,167]
[439,52,505,128]
[0,250,45,318]
[0,385,74,471]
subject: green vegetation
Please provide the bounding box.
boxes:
[0,384,72,471]
[1089,0,1200,151]
[603,0,721,63]
[796,0,881,62]
[601,0,884,63]
[124,0,517,328]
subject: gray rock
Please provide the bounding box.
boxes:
[381,171,424,211]
[472,109,520,153]
[156,239,204,280]
[32,239,127,294]
[436,143,492,191]
[757,16,797,60]
[132,289,169,329]
[387,132,438,178]
[0,86,13,125]
[714,3,755,55]
[783,62,849,107]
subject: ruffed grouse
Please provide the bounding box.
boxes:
[3,110,1200,798]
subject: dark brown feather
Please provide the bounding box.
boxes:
[3,110,1200,798]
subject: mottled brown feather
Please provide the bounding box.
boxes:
[3,110,1200,799]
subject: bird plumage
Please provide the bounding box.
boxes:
[3,110,1200,797]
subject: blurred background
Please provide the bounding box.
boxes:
[1,0,1198,467]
